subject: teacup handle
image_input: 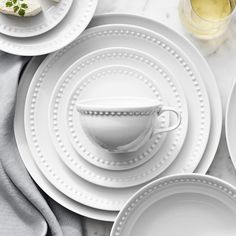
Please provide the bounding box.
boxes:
[153,106,182,134]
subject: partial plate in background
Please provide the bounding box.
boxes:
[0,0,98,56]
[111,174,236,236]
[226,81,236,169]
[0,0,73,38]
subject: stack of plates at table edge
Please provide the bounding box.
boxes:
[0,0,98,55]
[14,14,223,223]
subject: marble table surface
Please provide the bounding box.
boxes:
[84,0,236,235]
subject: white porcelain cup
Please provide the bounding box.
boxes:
[76,97,181,153]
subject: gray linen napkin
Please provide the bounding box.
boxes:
[0,52,83,236]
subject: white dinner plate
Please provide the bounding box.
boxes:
[48,47,188,181]
[89,13,222,174]
[0,0,73,38]
[111,174,236,236]
[226,81,236,169]
[0,0,97,56]
[14,57,118,221]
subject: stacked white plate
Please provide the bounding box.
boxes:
[14,14,222,221]
[0,0,98,55]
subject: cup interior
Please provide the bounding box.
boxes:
[77,97,160,112]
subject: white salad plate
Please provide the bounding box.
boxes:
[49,48,188,175]
[89,13,222,174]
[0,0,73,38]
[14,57,118,221]
[111,174,236,236]
[0,0,97,56]
[226,81,236,169]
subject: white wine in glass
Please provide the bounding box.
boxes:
[179,0,236,39]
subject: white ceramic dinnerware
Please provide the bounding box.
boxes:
[111,174,236,236]
[0,0,98,55]
[0,0,73,38]
[77,97,181,153]
[226,81,236,169]
[14,57,118,221]
[14,14,222,221]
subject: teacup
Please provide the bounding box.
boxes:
[76,97,181,153]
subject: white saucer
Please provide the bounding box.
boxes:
[226,81,236,169]
[14,57,118,221]
[111,174,236,236]
[0,0,73,38]
[50,64,170,171]
[0,0,97,55]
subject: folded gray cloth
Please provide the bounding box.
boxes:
[0,53,83,236]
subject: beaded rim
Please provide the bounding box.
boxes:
[77,110,156,116]
[26,26,208,208]
[111,174,236,236]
